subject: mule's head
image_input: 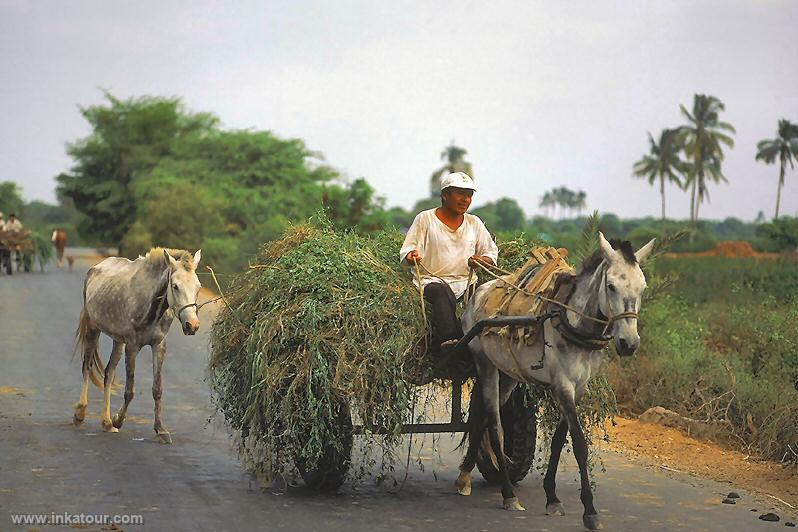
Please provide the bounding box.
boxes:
[596,232,654,356]
[164,249,202,335]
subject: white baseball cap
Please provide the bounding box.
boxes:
[440,171,476,192]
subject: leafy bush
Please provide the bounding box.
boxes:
[608,272,798,463]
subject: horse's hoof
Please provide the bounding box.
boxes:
[455,472,472,496]
[546,502,565,516]
[157,432,172,444]
[583,514,603,530]
[503,497,525,511]
[112,414,124,429]
[102,421,119,433]
[73,412,85,426]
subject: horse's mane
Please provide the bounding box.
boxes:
[579,239,637,276]
[143,247,195,271]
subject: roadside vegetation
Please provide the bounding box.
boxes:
[608,256,798,463]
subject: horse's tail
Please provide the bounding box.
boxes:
[457,381,500,469]
[74,306,106,390]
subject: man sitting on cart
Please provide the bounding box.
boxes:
[400,172,499,355]
[5,213,23,233]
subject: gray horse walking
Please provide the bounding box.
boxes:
[72,247,202,444]
[455,233,654,530]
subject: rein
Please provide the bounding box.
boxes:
[470,260,638,329]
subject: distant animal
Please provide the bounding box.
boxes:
[455,232,654,530]
[72,247,202,444]
[52,229,67,268]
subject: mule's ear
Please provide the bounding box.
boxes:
[193,249,202,269]
[598,232,618,262]
[163,249,178,269]
[635,238,656,264]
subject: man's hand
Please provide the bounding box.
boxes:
[406,250,423,264]
[468,255,495,269]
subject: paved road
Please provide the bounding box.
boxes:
[1,255,794,531]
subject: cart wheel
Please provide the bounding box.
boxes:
[296,402,353,490]
[477,386,536,484]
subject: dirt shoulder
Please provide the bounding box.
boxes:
[602,416,798,512]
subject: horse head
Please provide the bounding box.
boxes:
[164,249,202,335]
[596,232,654,356]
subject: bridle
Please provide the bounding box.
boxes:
[552,265,639,348]
[165,267,221,322]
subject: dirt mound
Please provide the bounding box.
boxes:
[699,241,757,258]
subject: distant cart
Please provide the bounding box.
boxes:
[0,229,33,275]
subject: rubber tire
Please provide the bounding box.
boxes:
[296,403,353,491]
[476,386,537,484]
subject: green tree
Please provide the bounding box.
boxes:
[633,129,689,220]
[756,119,798,220]
[0,181,23,216]
[321,178,390,232]
[473,197,526,232]
[757,216,798,251]
[677,94,736,226]
[56,93,218,250]
[429,142,473,196]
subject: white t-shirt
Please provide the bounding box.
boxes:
[399,208,499,298]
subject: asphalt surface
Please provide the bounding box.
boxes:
[1,252,795,531]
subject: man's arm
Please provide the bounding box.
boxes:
[469,218,499,268]
[399,213,426,268]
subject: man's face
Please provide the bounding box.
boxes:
[442,187,474,215]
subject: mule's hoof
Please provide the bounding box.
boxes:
[583,514,603,530]
[111,414,124,429]
[455,473,472,496]
[157,432,172,444]
[73,413,85,426]
[546,502,565,516]
[102,422,119,433]
[503,497,525,511]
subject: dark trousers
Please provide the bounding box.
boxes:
[423,282,463,350]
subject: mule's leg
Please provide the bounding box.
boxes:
[112,343,135,429]
[73,328,99,425]
[543,417,569,516]
[456,381,485,496]
[479,364,523,511]
[152,341,171,444]
[560,391,602,530]
[100,341,124,432]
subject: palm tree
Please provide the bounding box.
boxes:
[539,191,554,218]
[677,94,736,226]
[633,128,690,220]
[574,190,587,217]
[429,141,473,196]
[756,119,798,219]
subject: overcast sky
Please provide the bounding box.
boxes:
[1,1,797,221]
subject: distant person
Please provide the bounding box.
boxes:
[5,213,23,233]
[52,228,67,268]
[399,171,498,354]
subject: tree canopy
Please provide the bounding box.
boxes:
[56,93,389,272]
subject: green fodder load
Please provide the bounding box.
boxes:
[209,223,617,481]
[209,223,430,479]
